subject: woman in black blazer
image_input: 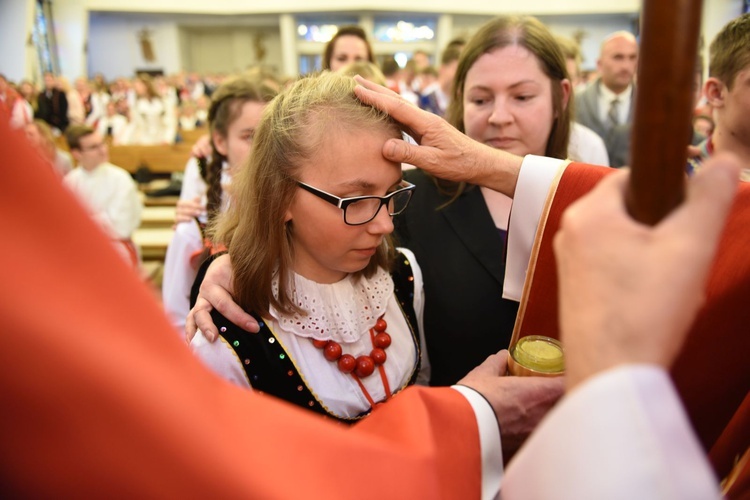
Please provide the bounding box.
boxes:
[394,15,575,385]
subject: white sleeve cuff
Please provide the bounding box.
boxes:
[503,365,720,500]
[451,385,503,500]
[503,155,566,301]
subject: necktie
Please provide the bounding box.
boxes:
[607,98,620,129]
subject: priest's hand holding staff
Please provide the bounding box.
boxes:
[554,155,741,389]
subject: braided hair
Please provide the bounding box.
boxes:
[201,75,279,223]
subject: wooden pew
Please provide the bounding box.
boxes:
[140,206,177,228]
[109,144,193,174]
[179,127,209,146]
[133,227,175,261]
[56,129,205,175]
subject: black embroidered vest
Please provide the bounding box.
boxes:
[209,251,421,424]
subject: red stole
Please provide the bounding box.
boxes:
[513,162,750,496]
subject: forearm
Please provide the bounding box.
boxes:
[464,142,524,197]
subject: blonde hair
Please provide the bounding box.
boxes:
[212,72,400,317]
[336,61,387,86]
[556,35,582,70]
[28,120,57,162]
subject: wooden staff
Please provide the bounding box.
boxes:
[626,0,704,225]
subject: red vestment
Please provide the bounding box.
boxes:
[0,117,483,498]
[513,162,750,498]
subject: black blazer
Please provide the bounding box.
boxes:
[396,169,518,386]
[36,89,69,132]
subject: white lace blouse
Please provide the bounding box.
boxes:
[191,248,428,419]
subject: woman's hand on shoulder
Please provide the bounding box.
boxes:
[185,254,260,343]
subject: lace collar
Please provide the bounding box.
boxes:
[270,267,393,343]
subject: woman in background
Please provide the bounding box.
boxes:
[394,15,575,385]
[129,74,176,144]
[24,119,73,177]
[322,25,374,71]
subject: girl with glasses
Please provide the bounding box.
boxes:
[190,72,429,422]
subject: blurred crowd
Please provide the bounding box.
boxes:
[0,26,715,167]
[0,70,233,146]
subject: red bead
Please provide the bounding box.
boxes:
[355,356,375,377]
[373,332,391,349]
[338,354,356,373]
[371,348,387,365]
[374,318,388,333]
[323,341,343,361]
[312,339,328,349]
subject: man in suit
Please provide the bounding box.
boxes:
[575,31,638,167]
[35,71,69,134]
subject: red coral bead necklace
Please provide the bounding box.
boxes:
[311,316,393,407]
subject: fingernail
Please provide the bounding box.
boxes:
[384,140,396,158]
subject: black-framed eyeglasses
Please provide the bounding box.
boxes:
[296,180,416,226]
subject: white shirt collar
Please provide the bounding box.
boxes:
[599,81,632,102]
[598,80,633,124]
[270,267,393,343]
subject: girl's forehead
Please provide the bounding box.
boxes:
[298,127,399,178]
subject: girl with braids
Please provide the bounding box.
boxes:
[162,75,278,333]
[190,72,429,422]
